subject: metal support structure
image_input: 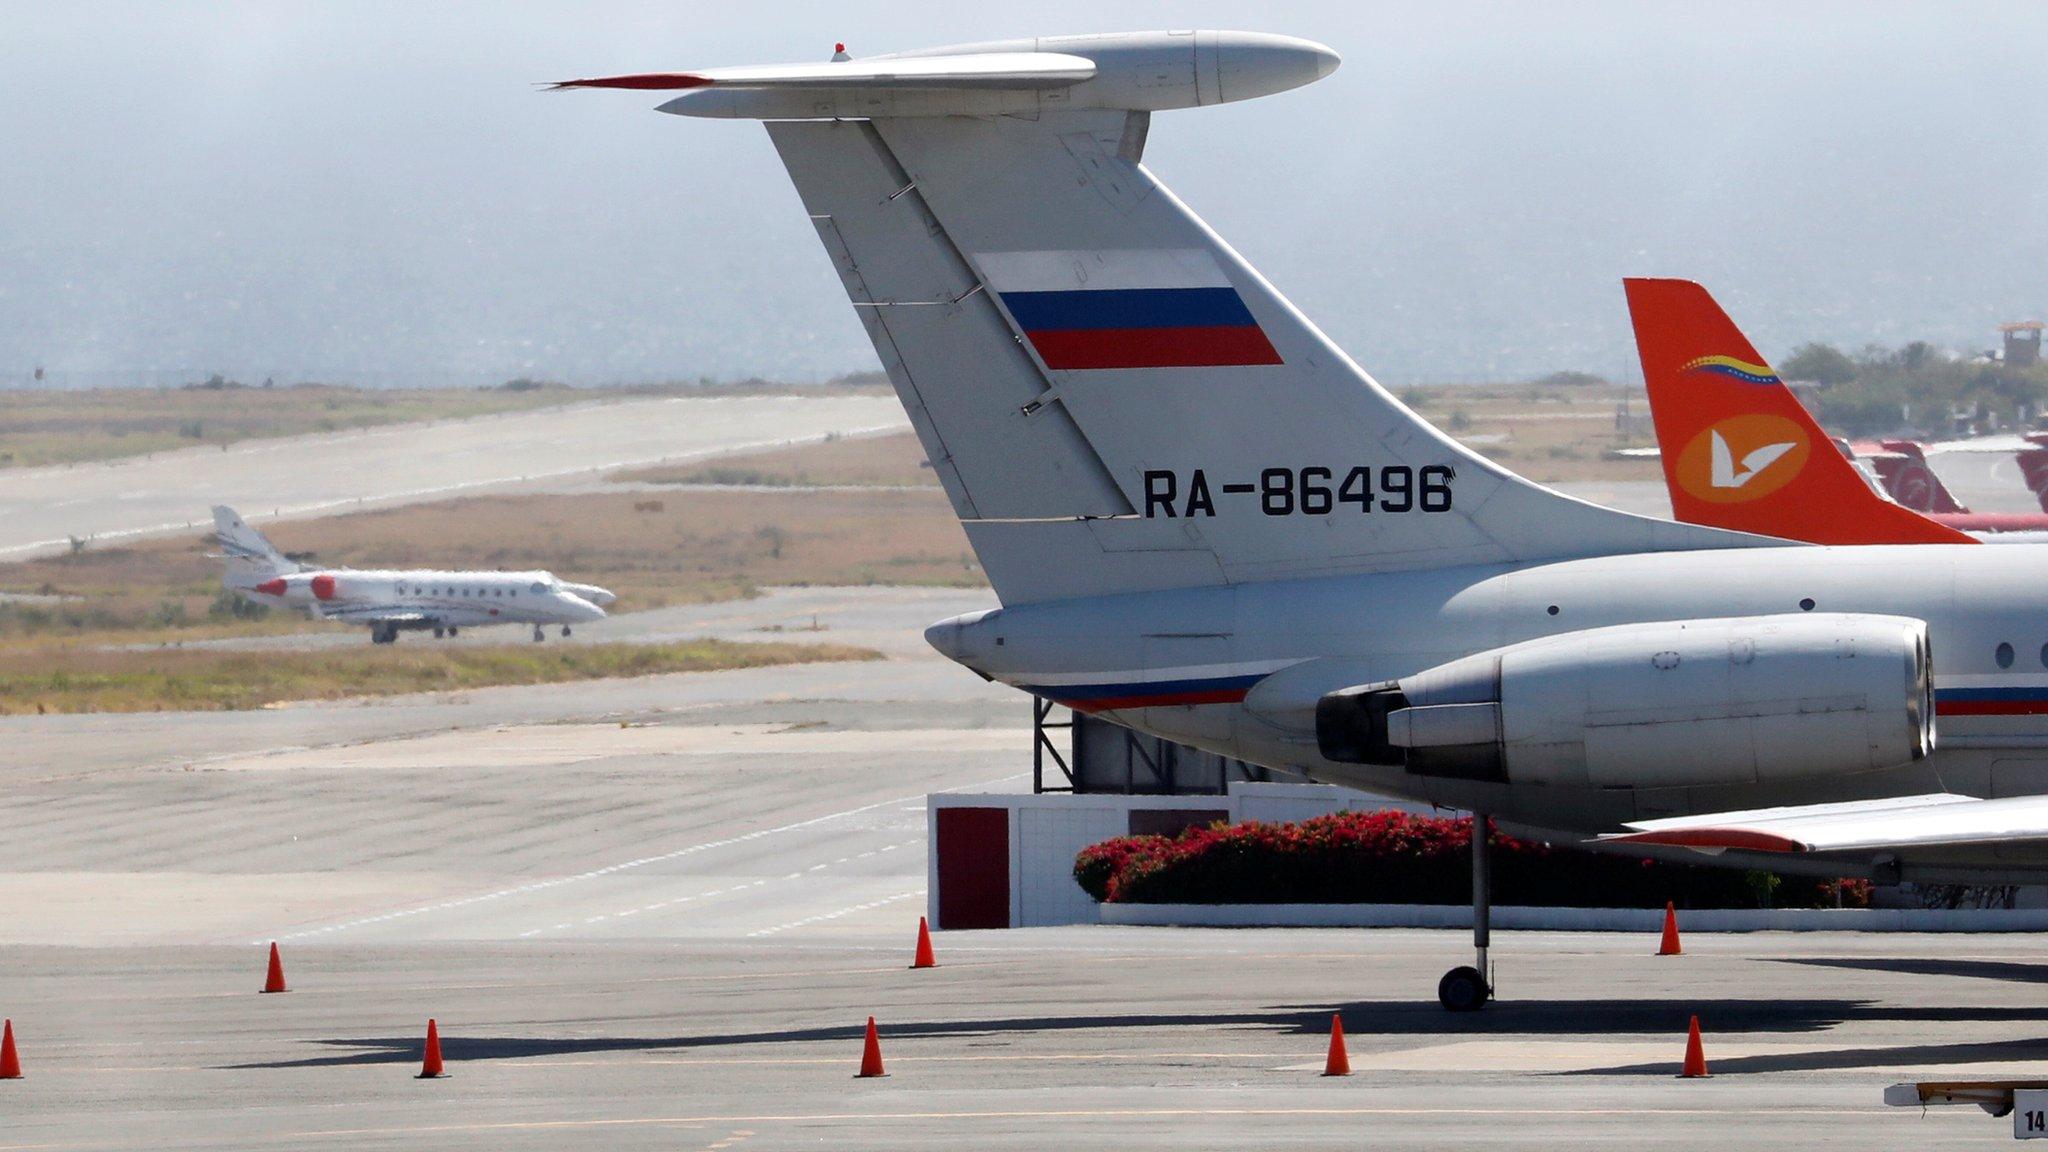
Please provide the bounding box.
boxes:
[1032,696,1075,794]
[1472,811,1491,978]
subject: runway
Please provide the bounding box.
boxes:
[0,393,907,559]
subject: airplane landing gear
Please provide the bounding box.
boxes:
[533,625,545,642]
[371,623,398,645]
[448,626,459,637]
[561,625,572,638]
[433,626,445,639]
[1439,811,1494,1012]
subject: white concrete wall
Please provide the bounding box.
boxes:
[930,783,1371,928]
[1018,806,1127,927]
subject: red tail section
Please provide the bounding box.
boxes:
[1625,279,1972,545]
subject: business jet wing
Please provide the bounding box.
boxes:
[316,605,433,625]
[1599,792,2048,854]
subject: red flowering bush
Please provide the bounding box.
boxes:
[1074,810,1868,909]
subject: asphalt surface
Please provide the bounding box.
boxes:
[3,585,2041,1147]
[1927,447,2048,515]
[0,394,907,559]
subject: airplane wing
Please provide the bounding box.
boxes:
[1599,792,2048,854]
[317,605,434,625]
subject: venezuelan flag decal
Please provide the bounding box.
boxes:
[1680,355,1781,385]
[980,248,1282,371]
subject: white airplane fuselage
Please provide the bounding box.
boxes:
[247,568,607,633]
[929,543,2048,843]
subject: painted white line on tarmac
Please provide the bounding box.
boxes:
[744,889,926,938]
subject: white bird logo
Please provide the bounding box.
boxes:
[1709,429,1797,489]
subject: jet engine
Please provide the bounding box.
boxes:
[1316,614,1932,789]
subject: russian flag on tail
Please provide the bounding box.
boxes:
[980,249,1282,370]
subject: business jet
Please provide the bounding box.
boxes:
[561,31,2048,1013]
[1628,279,2048,542]
[213,506,613,644]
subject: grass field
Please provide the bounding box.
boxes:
[1398,380,1662,484]
[0,485,978,639]
[615,430,940,488]
[0,638,877,714]
[0,389,1644,710]
[0,383,606,469]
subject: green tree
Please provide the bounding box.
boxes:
[1781,343,1857,385]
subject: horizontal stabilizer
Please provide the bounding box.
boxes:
[1599,792,2048,854]
[550,53,1096,93]
[557,31,1338,120]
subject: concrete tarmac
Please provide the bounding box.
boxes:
[0,932,2032,1149]
[0,394,907,559]
[1,585,2036,1148]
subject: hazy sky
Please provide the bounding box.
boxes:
[3,2,2045,387]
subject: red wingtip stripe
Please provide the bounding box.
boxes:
[548,73,713,91]
[1608,828,1807,853]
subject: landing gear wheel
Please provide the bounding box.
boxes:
[433,627,445,639]
[561,625,572,637]
[1438,966,1490,1012]
[448,626,459,637]
[534,626,545,643]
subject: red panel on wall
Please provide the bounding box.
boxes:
[935,807,1011,929]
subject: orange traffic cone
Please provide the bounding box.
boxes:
[0,1019,19,1080]
[1679,1015,1709,1078]
[417,1019,447,1079]
[856,1016,887,1078]
[1322,1013,1351,1077]
[1658,902,1683,957]
[911,917,936,969]
[262,942,289,993]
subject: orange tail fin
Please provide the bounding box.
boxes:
[1625,278,1971,545]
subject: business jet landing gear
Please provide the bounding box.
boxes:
[1438,812,1494,1012]
[533,625,546,643]
[561,625,572,638]
[447,626,459,638]
[433,626,445,639]
[371,623,398,645]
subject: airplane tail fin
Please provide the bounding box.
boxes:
[211,506,296,588]
[1625,278,1972,546]
[1860,439,1968,514]
[586,33,1778,604]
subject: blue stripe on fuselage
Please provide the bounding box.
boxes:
[1000,286,1258,332]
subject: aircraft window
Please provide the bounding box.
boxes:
[495,589,503,597]
[2040,642,2048,670]
[1545,605,1559,616]
[1997,642,2016,669]
[1798,598,1815,611]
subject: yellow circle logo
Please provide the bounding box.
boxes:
[1674,415,1811,504]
